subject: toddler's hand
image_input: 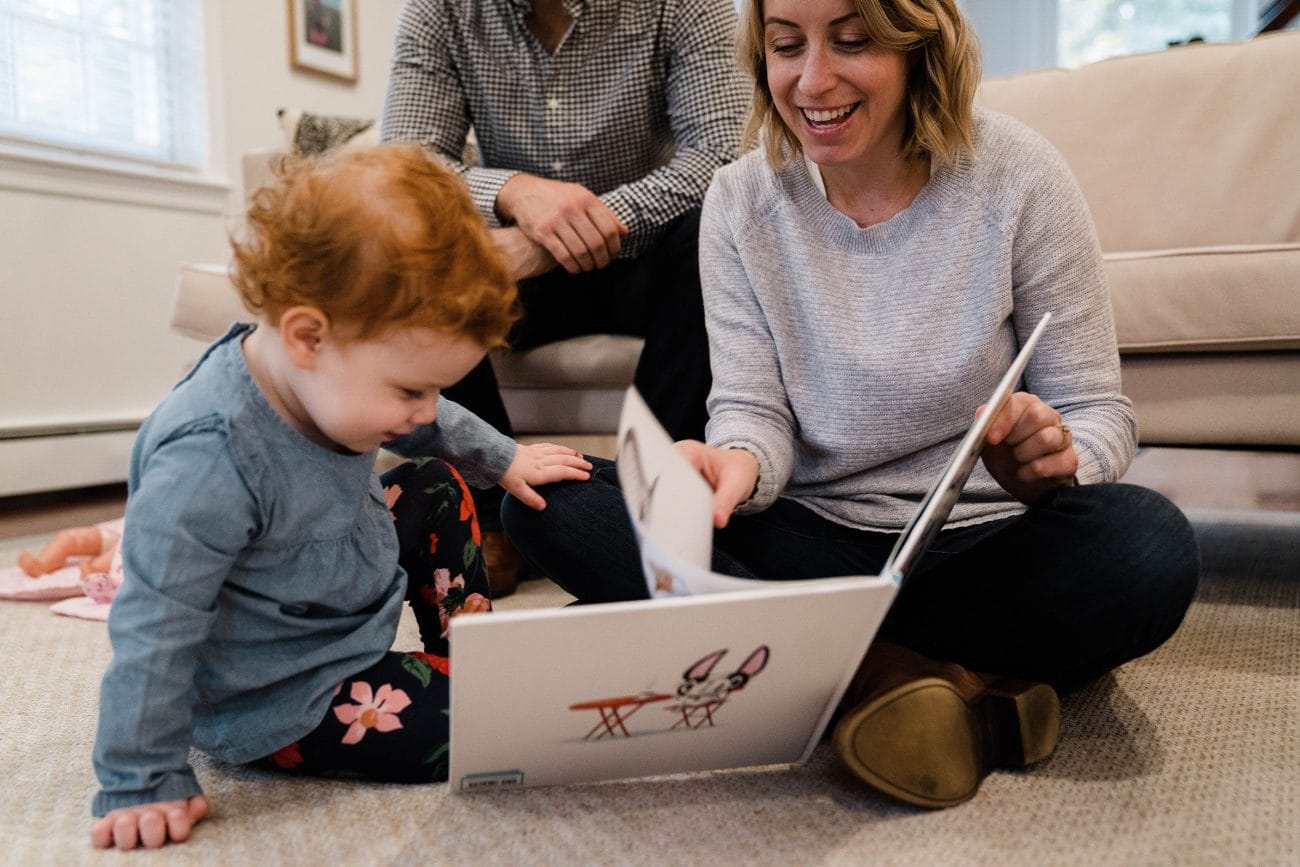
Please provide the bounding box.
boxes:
[90,795,209,850]
[500,443,592,511]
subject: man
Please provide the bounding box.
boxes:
[382,0,750,594]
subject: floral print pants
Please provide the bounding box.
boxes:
[263,457,490,783]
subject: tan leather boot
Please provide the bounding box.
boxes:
[832,642,1059,809]
[482,531,527,599]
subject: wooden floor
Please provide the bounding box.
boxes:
[0,446,1296,543]
[1120,447,1300,513]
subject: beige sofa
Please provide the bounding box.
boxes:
[976,30,1300,447]
[175,30,1299,446]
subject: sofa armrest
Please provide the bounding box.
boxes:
[171,264,246,342]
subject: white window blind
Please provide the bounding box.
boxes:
[1057,0,1257,68]
[0,0,207,168]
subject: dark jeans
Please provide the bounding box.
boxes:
[445,209,711,531]
[502,458,1201,692]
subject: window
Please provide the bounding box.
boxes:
[0,0,207,169]
[962,0,1261,78]
[1057,0,1255,67]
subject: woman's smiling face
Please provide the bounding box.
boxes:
[762,0,912,171]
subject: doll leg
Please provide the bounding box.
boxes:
[79,539,119,577]
[18,526,107,577]
[380,457,492,657]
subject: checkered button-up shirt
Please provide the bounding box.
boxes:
[382,0,751,258]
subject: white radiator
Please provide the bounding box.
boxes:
[0,421,140,497]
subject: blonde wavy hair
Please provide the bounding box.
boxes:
[737,0,981,168]
[231,143,518,347]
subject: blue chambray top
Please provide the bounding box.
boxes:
[91,324,515,816]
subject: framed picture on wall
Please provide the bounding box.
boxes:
[288,0,357,83]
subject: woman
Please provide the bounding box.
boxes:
[503,0,1198,809]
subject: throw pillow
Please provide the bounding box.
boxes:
[274,107,479,165]
[277,107,379,156]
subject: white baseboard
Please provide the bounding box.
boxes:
[0,430,135,497]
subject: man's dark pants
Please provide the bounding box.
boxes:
[443,208,710,530]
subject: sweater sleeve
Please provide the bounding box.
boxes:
[699,168,798,512]
[92,424,254,816]
[598,0,749,257]
[381,0,518,225]
[1004,132,1137,484]
[386,396,516,489]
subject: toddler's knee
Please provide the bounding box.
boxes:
[382,455,460,488]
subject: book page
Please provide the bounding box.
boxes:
[617,388,781,597]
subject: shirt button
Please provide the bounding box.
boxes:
[551,161,563,172]
[547,97,559,110]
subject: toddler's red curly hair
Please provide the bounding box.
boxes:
[232,142,518,348]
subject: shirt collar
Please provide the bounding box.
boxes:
[508,0,586,15]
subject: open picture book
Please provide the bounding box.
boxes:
[447,314,1052,792]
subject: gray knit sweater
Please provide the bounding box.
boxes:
[700,108,1136,532]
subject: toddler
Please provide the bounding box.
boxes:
[90,143,591,850]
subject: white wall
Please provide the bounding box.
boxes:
[0,0,403,496]
[213,0,404,186]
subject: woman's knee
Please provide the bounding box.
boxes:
[1093,483,1199,602]
[503,457,620,533]
[501,457,648,603]
[1053,483,1199,671]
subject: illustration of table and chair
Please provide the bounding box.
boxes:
[568,692,672,740]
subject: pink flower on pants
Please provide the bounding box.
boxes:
[333,681,411,745]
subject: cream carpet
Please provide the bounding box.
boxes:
[1,508,1296,866]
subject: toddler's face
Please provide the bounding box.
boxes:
[295,325,487,454]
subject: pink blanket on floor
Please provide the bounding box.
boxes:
[0,563,83,600]
[0,517,124,621]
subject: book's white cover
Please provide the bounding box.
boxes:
[449,575,892,791]
[449,390,895,792]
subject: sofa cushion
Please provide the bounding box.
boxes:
[1122,352,1300,446]
[490,334,642,389]
[1107,244,1300,353]
[976,31,1300,254]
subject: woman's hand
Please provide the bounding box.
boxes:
[674,441,759,528]
[980,391,1078,505]
[89,795,209,850]
[500,443,592,511]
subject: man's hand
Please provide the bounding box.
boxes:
[674,441,760,528]
[980,391,1079,504]
[90,795,210,850]
[496,174,628,274]
[500,443,593,510]
[490,227,557,281]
